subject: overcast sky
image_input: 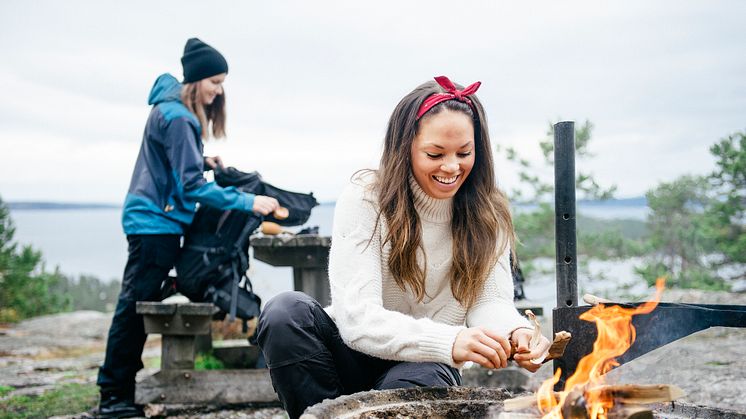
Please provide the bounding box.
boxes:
[1,0,744,203]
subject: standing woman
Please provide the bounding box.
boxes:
[257,76,551,419]
[96,38,279,418]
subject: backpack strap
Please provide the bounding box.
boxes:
[227,241,252,322]
[229,257,240,322]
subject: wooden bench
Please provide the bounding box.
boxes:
[135,301,277,405]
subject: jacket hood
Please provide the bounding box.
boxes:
[148,73,182,105]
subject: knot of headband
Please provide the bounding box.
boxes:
[416,76,481,120]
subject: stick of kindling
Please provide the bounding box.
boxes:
[510,310,572,365]
[583,293,612,306]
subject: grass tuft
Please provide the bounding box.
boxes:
[0,383,98,419]
[195,352,225,370]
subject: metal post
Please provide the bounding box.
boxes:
[554,121,578,309]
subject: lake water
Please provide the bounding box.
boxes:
[9,203,648,309]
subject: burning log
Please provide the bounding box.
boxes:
[559,384,683,418]
[588,384,685,405]
[498,406,653,419]
[503,384,684,417]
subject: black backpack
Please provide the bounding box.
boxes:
[174,167,318,323]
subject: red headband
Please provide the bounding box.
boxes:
[416,76,481,119]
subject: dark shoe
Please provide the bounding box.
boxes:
[97,392,143,418]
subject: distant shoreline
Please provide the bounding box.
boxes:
[7,197,645,211]
[8,202,122,211]
[7,201,341,211]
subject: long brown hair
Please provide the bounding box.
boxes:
[374,80,515,308]
[181,82,226,139]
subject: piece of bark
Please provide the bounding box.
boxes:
[525,310,546,364]
[547,331,572,361]
[526,310,542,348]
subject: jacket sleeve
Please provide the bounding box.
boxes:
[465,245,532,337]
[163,116,255,212]
[328,180,465,367]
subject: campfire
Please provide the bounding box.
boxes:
[502,278,684,419]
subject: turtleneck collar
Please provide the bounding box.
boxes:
[409,173,453,223]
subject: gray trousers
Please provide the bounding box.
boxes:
[256,291,461,419]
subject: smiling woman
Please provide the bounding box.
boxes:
[255,76,551,419]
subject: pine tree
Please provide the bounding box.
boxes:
[0,196,70,322]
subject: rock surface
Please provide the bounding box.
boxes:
[2,287,745,417]
[0,311,159,400]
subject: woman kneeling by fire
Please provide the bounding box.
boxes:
[256,76,552,419]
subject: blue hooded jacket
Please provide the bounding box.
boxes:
[122,73,255,235]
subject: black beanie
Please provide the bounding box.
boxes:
[181,38,229,83]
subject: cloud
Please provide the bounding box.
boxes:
[1,0,745,203]
[0,129,136,202]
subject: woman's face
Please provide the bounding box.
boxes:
[198,73,226,106]
[410,109,475,199]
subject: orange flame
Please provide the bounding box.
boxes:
[538,278,666,418]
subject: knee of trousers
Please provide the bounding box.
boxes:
[378,362,461,390]
[256,291,328,367]
[258,291,318,332]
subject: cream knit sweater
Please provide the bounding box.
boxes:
[326,172,531,368]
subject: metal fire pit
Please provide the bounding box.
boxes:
[300,387,746,418]
[550,121,746,390]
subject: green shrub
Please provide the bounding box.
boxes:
[0,197,71,321]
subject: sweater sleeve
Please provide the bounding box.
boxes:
[328,180,465,368]
[465,245,532,337]
[163,116,255,212]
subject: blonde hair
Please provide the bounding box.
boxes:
[181,82,226,139]
[374,80,515,309]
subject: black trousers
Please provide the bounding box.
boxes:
[256,291,461,419]
[97,234,181,398]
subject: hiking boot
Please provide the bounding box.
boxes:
[97,392,143,418]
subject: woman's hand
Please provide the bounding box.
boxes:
[204,155,224,170]
[510,328,551,373]
[452,327,511,369]
[253,195,280,215]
